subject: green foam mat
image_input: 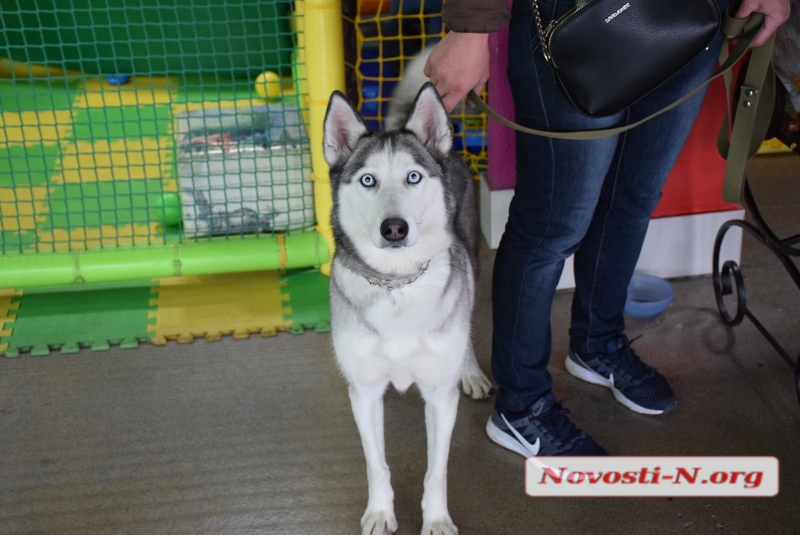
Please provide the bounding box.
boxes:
[281,269,331,334]
[1,269,330,357]
[1,285,157,357]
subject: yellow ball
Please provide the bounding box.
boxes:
[255,71,282,100]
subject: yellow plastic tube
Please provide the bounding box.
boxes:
[299,0,345,275]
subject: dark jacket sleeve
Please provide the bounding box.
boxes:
[442,0,511,33]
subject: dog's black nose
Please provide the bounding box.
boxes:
[380,218,409,242]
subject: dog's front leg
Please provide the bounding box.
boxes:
[349,382,398,535]
[418,384,459,535]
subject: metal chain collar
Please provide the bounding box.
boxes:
[363,260,430,290]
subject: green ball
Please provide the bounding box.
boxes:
[158,192,182,225]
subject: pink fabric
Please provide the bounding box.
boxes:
[486,22,517,190]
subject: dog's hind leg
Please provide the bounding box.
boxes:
[348,382,398,535]
[418,384,460,535]
[459,341,492,400]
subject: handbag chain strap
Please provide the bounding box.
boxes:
[530,0,550,61]
[466,7,776,203]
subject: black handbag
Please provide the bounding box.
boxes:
[468,8,777,203]
[534,0,721,117]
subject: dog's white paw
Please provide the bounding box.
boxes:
[460,368,492,400]
[421,517,458,535]
[361,509,398,535]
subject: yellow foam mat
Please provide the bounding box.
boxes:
[0,186,49,232]
[56,138,173,184]
[0,289,22,355]
[147,270,291,344]
[0,110,74,147]
[75,77,175,108]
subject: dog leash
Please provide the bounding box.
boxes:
[466,8,776,204]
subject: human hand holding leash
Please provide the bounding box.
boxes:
[732,0,791,46]
[424,31,489,113]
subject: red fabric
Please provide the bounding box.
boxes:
[652,76,741,217]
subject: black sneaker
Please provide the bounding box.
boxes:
[485,393,607,457]
[566,335,677,415]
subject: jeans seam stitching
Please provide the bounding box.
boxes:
[506,50,555,410]
[584,110,631,353]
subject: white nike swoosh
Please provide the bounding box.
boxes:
[501,413,540,456]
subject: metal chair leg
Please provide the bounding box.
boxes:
[713,180,800,407]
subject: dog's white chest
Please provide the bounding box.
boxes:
[331,259,471,392]
[370,280,447,332]
[338,327,460,393]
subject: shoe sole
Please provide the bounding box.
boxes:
[564,353,673,415]
[485,418,534,458]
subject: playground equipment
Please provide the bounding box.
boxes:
[0,0,346,355]
[342,0,488,175]
[0,0,342,288]
[0,0,487,355]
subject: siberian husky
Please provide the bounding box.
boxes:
[323,82,492,535]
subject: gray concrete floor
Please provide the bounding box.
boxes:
[1,154,798,535]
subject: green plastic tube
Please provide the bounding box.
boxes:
[0,232,329,289]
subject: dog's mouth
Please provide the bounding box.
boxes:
[381,239,408,249]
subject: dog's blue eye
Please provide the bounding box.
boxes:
[407,171,422,184]
[360,174,376,187]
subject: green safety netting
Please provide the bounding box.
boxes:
[0,0,314,258]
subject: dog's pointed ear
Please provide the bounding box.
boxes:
[323,91,369,165]
[403,83,452,155]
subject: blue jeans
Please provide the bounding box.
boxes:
[492,0,727,413]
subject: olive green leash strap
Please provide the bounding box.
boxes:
[720,33,776,203]
[467,9,773,204]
